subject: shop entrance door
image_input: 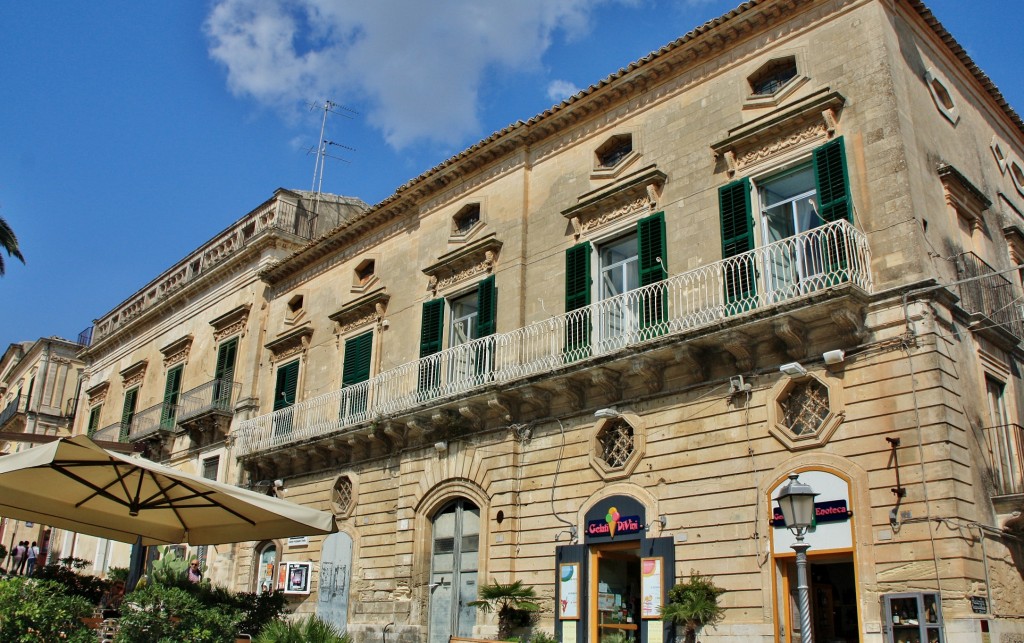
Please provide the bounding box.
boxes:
[591,542,642,643]
[778,555,859,643]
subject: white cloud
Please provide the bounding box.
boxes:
[546,79,582,103]
[205,0,610,149]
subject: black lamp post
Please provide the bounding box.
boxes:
[776,473,819,643]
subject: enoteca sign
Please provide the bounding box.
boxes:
[584,495,646,543]
[770,470,853,553]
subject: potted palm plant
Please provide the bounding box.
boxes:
[660,570,725,643]
[467,579,540,640]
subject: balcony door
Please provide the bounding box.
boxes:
[759,165,824,302]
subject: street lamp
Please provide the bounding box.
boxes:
[776,473,819,643]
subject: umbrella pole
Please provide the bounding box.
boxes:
[126,536,146,593]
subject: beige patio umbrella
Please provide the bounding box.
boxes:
[0,434,335,546]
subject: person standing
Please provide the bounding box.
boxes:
[16,542,28,575]
[10,542,24,575]
[185,559,202,584]
[24,542,38,575]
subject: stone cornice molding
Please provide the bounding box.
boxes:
[423,235,502,296]
[210,304,252,342]
[265,326,313,363]
[328,289,391,335]
[119,360,148,389]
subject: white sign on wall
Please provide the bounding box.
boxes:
[770,470,852,554]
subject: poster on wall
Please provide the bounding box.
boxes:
[558,563,580,619]
[277,563,287,590]
[284,561,312,595]
[641,557,663,619]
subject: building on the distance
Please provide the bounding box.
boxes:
[0,336,86,564]
[60,0,1024,641]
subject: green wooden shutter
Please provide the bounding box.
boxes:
[476,276,497,338]
[273,360,299,411]
[813,137,852,224]
[719,177,756,311]
[418,299,445,395]
[87,405,102,437]
[564,242,592,359]
[813,137,852,282]
[160,365,183,429]
[213,338,238,406]
[342,332,374,387]
[637,211,668,334]
[475,276,497,380]
[120,388,138,441]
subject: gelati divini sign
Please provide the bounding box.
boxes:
[584,495,646,543]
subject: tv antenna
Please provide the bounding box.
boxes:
[308,99,357,196]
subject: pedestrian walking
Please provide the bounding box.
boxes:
[24,541,38,575]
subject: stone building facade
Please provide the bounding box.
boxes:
[0,336,85,562]
[58,0,1024,642]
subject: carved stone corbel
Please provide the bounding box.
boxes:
[773,317,807,359]
[459,404,485,431]
[487,394,515,422]
[723,332,755,372]
[630,357,663,394]
[830,307,866,343]
[724,150,738,178]
[591,367,623,401]
[562,380,587,411]
[406,416,432,438]
[521,388,551,416]
[822,108,838,138]
[674,345,707,382]
[383,422,407,448]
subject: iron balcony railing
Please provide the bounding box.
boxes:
[986,423,1024,496]
[955,251,1024,339]
[177,379,240,423]
[127,402,179,441]
[77,326,93,347]
[236,219,872,456]
[91,421,126,442]
[0,395,24,427]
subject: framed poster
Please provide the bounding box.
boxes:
[284,561,312,594]
[558,562,580,619]
[277,563,287,590]
[641,557,663,619]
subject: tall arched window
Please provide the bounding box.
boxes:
[428,499,480,643]
[255,542,277,594]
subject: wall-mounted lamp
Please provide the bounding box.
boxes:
[645,514,668,532]
[594,408,622,419]
[779,362,808,377]
[434,441,448,454]
[823,349,845,365]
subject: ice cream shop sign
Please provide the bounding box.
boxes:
[585,495,646,543]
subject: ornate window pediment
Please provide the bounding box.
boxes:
[159,335,193,369]
[712,89,844,178]
[423,234,502,296]
[939,163,991,234]
[86,381,110,405]
[265,326,313,363]
[119,360,148,389]
[563,164,665,240]
[209,304,250,342]
[328,289,390,336]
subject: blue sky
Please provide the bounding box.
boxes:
[0,0,1021,345]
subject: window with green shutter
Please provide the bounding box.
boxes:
[272,360,299,436]
[120,388,138,442]
[813,136,852,280]
[418,299,445,395]
[474,276,497,379]
[341,331,373,418]
[637,211,667,335]
[564,241,592,360]
[719,177,756,312]
[160,365,183,430]
[87,405,102,437]
[213,337,238,408]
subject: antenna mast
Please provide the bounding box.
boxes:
[307,99,357,235]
